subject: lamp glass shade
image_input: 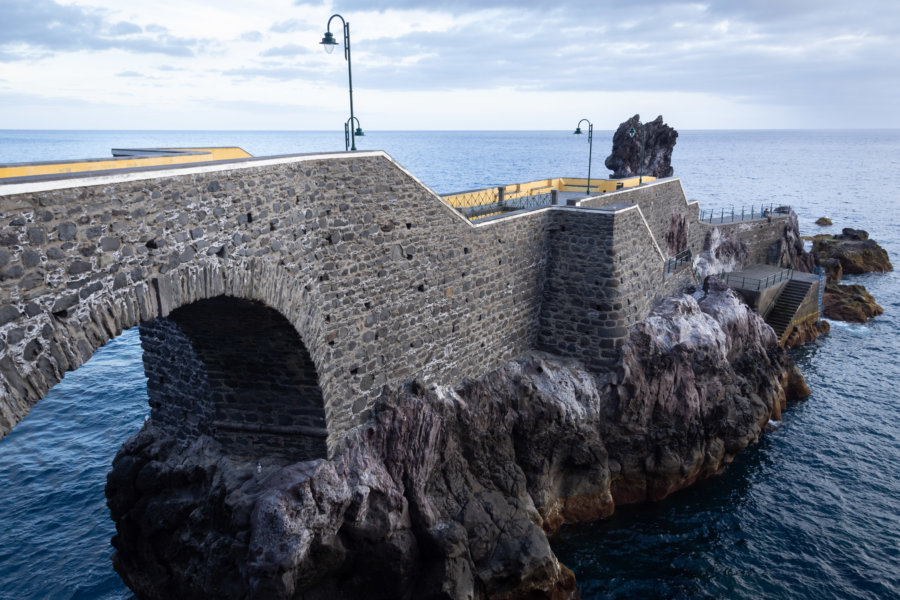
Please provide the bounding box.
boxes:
[320,32,337,53]
[354,127,365,137]
[573,127,582,135]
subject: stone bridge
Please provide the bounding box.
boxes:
[0,151,791,454]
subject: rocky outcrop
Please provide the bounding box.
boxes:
[766,212,817,272]
[605,115,678,179]
[824,280,884,323]
[107,284,807,600]
[812,228,893,274]
[783,319,831,349]
[665,213,689,256]
[815,217,832,226]
[693,227,748,279]
[819,257,843,282]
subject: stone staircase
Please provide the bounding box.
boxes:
[765,279,813,340]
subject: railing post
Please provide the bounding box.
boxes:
[498,186,505,207]
[551,189,559,205]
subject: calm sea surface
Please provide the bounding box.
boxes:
[0,130,898,599]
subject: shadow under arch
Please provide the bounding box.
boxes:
[140,295,328,461]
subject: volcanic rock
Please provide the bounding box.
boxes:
[819,257,843,282]
[107,283,807,600]
[605,115,678,179]
[813,228,893,274]
[693,227,748,279]
[823,280,884,323]
[783,319,831,349]
[766,211,817,272]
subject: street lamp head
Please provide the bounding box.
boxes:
[354,126,365,137]
[320,31,338,53]
[628,126,636,138]
[573,127,583,135]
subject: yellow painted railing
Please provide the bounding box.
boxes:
[0,147,253,179]
[442,175,656,211]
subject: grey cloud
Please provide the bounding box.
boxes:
[337,0,900,118]
[116,70,143,77]
[260,44,310,57]
[0,0,204,59]
[158,65,183,71]
[242,31,264,42]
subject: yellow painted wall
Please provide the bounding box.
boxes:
[0,147,252,179]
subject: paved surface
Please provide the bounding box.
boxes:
[722,264,796,292]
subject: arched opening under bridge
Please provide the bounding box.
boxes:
[139,296,328,461]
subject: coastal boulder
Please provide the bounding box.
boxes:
[823,280,884,323]
[813,228,893,274]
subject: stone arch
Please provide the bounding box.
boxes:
[140,295,327,461]
[0,258,334,454]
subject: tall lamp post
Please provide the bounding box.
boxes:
[573,118,593,196]
[627,122,645,184]
[320,14,364,151]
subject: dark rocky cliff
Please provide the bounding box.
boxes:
[106,283,807,600]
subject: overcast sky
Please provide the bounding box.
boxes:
[1,0,898,130]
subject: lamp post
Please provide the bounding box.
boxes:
[345,116,364,153]
[320,14,363,151]
[573,118,593,196]
[627,122,645,184]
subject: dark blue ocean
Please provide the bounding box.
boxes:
[0,130,898,600]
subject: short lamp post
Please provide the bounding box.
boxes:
[345,116,364,153]
[320,14,364,151]
[627,122,645,184]
[573,118,593,196]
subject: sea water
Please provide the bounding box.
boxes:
[0,130,898,599]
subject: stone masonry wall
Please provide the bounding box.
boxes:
[0,152,553,450]
[0,158,757,450]
[704,216,792,266]
[537,205,692,370]
[579,178,700,257]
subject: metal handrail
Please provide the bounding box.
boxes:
[715,267,794,291]
[664,248,692,276]
[698,204,791,225]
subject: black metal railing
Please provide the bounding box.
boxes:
[698,204,791,224]
[714,267,794,291]
[664,248,692,276]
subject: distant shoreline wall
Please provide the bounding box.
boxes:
[0,153,784,448]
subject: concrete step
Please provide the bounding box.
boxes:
[765,279,814,339]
